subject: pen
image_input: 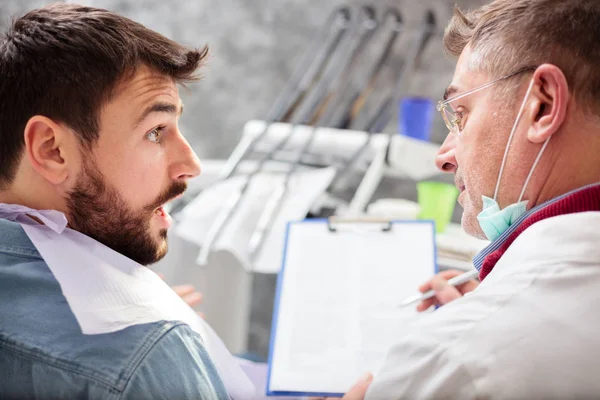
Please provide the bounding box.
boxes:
[399,269,480,307]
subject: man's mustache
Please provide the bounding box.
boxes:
[146,181,187,212]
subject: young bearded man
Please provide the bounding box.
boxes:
[0,4,230,399]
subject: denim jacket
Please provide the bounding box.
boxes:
[0,218,229,399]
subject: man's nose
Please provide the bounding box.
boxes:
[435,133,458,173]
[169,132,202,181]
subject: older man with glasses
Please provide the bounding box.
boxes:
[322,0,600,399]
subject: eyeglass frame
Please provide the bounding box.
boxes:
[437,65,538,135]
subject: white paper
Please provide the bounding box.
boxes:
[175,167,336,273]
[268,221,436,395]
[0,203,256,399]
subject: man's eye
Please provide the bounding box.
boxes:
[146,126,165,143]
[455,111,465,131]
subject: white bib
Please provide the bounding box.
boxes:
[0,203,255,399]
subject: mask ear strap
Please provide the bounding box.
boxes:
[493,79,536,201]
[518,136,550,202]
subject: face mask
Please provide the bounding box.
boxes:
[477,78,551,241]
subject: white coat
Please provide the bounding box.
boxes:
[366,212,600,400]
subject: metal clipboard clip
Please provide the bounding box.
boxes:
[326,216,394,232]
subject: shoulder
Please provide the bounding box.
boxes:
[0,219,227,398]
[120,323,228,399]
[505,211,600,267]
[0,218,42,259]
[1,320,227,399]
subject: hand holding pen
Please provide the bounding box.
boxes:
[401,269,480,311]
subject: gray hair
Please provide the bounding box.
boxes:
[444,0,600,113]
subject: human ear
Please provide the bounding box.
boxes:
[526,64,569,144]
[23,116,76,186]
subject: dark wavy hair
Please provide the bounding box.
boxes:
[0,3,208,188]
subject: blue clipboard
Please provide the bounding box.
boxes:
[266,218,437,397]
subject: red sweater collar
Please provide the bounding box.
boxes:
[479,184,600,281]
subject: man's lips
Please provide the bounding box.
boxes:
[152,193,184,232]
[154,193,184,212]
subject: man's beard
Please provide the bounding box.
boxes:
[66,161,186,265]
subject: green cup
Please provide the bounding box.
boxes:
[417,181,459,233]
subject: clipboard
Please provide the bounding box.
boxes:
[266,217,437,397]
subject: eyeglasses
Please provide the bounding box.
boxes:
[437,66,537,135]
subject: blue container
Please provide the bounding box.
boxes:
[399,97,434,142]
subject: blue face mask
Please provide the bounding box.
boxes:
[477,196,528,241]
[477,78,551,241]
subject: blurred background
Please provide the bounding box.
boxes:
[0,0,486,157]
[0,0,489,360]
